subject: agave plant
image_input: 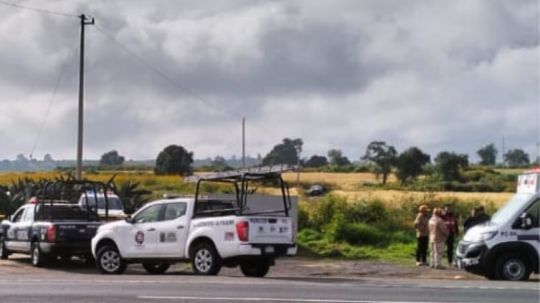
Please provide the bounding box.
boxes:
[114,180,152,215]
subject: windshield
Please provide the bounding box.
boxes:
[491,193,533,225]
[81,196,123,210]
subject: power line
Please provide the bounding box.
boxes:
[93,24,242,119]
[29,31,79,159]
[0,0,78,18]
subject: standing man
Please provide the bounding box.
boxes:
[429,208,448,269]
[442,204,459,267]
[414,205,430,266]
[464,206,491,233]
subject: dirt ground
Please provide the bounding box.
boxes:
[3,254,537,282]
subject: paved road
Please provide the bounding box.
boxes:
[0,257,538,303]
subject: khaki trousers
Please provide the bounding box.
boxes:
[430,241,445,267]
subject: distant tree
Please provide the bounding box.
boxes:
[305,155,329,168]
[154,145,194,176]
[99,150,125,166]
[327,149,351,166]
[395,147,431,184]
[43,154,54,162]
[434,152,469,181]
[262,138,303,166]
[504,149,530,167]
[477,144,497,166]
[362,141,397,184]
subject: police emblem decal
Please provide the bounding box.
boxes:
[135,231,145,244]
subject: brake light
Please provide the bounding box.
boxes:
[236,221,249,242]
[46,226,56,242]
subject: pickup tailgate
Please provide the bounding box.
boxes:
[53,222,101,242]
[246,217,293,244]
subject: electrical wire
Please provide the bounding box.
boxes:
[0,0,78,18]
[29,31,79,159]
[94,24,242,119]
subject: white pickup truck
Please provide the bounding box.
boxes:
[91,166,297,277]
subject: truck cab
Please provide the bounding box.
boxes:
[91,165,297,277]
[456,170,540,281]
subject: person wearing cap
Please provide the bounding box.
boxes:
[414,205,430,266]
[429,207,449,269]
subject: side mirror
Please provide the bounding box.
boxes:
[520,213,533,230]
[8,215,12,222]
[125,215,132,223]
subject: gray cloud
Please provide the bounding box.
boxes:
[0,0,538,163]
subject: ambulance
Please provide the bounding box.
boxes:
[456,170,540,281]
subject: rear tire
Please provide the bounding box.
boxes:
[142,262,170,274]
[240,259,270,277]
[0,236,9,259]
[191,242,221,275]
[495,253,531,281]
[31,242,50,267]
[96,245,127,274]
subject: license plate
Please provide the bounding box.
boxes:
[265,246,275,253]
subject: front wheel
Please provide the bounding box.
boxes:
[191,242,221,275]
[96,245,127,274]
[240,259,270,277]
[143,262,170,274]
[495,253,531,281]
[0,236,9,259]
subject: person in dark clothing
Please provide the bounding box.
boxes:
[441,204,459,266]
[414,205,430,266]
[463,206,491,233]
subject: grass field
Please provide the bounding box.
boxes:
[0,171,514,207]
[0,170,517,263]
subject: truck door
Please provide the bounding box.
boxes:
[516,199,540,253]
[153,202,188,258]
[5,206,32,252]
[123,204,164,258]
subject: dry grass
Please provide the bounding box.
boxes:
[332,190,512,208]
[282,172,394,191]
[0,171,513,207]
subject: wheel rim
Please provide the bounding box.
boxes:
[32,247,39,265]
[100,250,121,273]
[504,259,525,280]
[194,249,212,273]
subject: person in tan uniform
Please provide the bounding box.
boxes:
[414,205,430,266]
[429,207,449,269]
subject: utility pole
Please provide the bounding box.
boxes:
[76,14,95,180]
[242,117,246,168]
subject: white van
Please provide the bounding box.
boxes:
[456,170,540,281]
[78,191,126,219]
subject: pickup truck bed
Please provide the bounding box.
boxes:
[0,203,103,267]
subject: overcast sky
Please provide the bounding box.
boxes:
[0,0,538,162]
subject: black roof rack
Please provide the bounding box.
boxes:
[185,164,297,183]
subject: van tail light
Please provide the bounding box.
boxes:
[236,221,249,242]
[46,225,56,242]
